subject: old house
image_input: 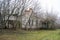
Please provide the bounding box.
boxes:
[4,8,41,29]
[21,8,41,30]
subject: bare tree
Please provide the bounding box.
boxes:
[40,11,58,29]
[24,0,42,30]
[33,0,41,29]
[0,0,33,29]
[0,1,3,28]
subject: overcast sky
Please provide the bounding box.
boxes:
[0,0,60,18]
[39,0,60,17]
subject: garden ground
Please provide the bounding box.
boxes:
[0,29,60,40]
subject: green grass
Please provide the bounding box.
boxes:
[0,29,60,40]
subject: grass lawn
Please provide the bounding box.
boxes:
[0,29,60,40]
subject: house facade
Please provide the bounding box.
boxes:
[21,8,41,30]
[3,8,42,29]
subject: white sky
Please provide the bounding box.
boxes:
[39,0,60,17]
[11,0,60,18]
[1,0,60,17]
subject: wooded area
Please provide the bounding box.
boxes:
[0,0,59,30]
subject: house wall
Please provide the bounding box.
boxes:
[21,8,33,28]
[25,12,41,29]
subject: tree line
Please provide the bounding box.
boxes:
[0,0,59,30]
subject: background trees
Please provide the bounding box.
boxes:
[40,11,58,29]
[0,0,39,29]
[0,0,59,30]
